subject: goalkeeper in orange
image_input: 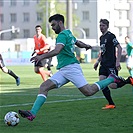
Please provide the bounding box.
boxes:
[32,25,52,81]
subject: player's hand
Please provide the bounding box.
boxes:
[30,55,42,64]
[85,45,92,51]
[116,62,121,71]
[31,51,36,56]
[116,65,121,71]
[94,62,99,70]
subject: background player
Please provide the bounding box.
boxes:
[33,25,53,81]
[0,53,20,86]
[125,36,133,79]
[94,19,122,109]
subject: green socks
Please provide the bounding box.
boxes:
[30,94,46,115]
[129,69,133,77]
[95,77,114,90]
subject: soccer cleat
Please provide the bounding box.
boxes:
[108,74,125,84]
[125,76,133,86]
[102,104,116,110]
[18,110,35,121]
[130,77,133,85]
[16,77,20,86]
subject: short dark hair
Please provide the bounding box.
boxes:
[100,19,109,27]
[125,36,129,39]
[49,14,64,24]
[35,25,42,29]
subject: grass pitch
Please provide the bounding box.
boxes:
[0,63,133,133]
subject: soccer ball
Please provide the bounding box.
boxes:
[4,111,20,126]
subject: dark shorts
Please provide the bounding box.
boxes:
[0,55,5,68]
[99,65,118,76]
[34,58,47,67]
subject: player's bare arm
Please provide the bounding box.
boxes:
[94,53,102,70]
[116,44,122,70]
[30,44,64,63]
[39,44,50,53]
[40,36,50,52]
[75,40,92,50]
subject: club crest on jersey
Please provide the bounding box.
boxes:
[113,38,118,45]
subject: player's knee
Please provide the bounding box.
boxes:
[39,81,50,93]
[39,83,47,94]
[34,67,40,73]
[35,71,39,74]
[80,84,95,96]
[2,67,8,73]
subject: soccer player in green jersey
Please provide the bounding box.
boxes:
[18,14,133,121]
[125,36,133,78]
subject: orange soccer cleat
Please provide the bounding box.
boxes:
[102,104,116,110]
[129,77,133,85]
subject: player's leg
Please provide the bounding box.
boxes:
[61,64,120,96]
[101,78,115,109]
[1,62,20,86]
[39,67,49,81]
[38,66,53,80]
[46,58,52,70]
[98,66,115,109]
[130,69,133,78]
[79,73,125,96]
[18,64,126,121]
[35,58,52,81]
[18,73,123,121]
[19,70,69,121]
[46,58,53,77]
[124,56,133,85]
[19,79,56,121]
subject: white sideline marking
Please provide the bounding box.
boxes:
[0,96,104,108]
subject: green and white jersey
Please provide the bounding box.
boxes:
[56,29,79,69]
[126,42,133,56]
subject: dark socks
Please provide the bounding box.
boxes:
[102,87,115,105]
[8,69,18,79]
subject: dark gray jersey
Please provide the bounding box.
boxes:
[100,31,119,67]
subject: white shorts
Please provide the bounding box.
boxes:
[126,56,133,69]
[50,63,88,88]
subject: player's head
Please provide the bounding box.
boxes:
[125,36,130,44]
[49,14,65,34]
[35,25,42,35]
[99,19,109,34]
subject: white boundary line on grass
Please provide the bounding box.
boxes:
[0,96,104,108]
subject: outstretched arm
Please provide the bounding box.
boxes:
[30,44,64,63]
[75,40,92,50]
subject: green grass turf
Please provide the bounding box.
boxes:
[0,63,133,133]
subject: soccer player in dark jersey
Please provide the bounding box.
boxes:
[0,53,20,86]
[94,19,126,109]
